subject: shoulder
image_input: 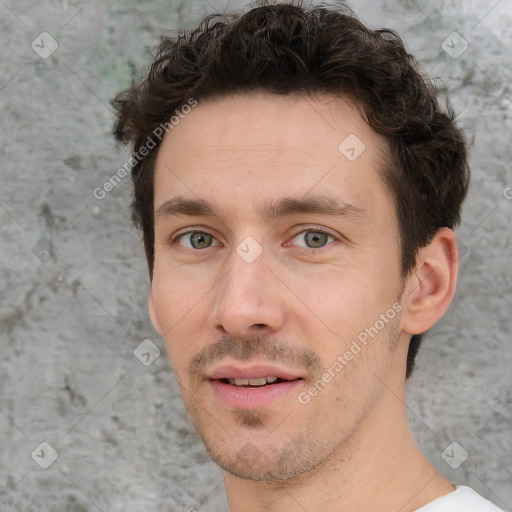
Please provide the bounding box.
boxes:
[414,484,506,512]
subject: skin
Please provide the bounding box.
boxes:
[148,91,459,512]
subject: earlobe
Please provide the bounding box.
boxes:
[401,228,459,335]
[148,288,162,335]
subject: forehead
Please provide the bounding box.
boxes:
[153,92,391,218]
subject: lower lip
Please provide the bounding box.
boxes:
[209,379,303,409]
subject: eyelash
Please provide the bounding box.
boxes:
[169,225,338,253]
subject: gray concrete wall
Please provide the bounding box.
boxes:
[0,0,510,510]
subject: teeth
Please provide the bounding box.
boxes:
[227,376,280,387]
[229,378,249,386]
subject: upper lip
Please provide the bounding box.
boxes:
[207,364,304,381]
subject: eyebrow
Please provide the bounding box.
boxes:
[154,195,365,223]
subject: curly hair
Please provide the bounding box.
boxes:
[112,1,470,378]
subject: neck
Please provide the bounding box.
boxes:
[224,374,454,512]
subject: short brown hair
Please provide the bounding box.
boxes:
[112,1,470,378]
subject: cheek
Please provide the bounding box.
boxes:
[291,268,381,335]
[152,262,195,319]
[151,268,207,360]
[317,317,401,419]
[294,270,401,378]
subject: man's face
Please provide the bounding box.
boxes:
[149,92,408,481]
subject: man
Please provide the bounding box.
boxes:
[112,2,505,510]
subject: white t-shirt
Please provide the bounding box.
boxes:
[414,484,505,511]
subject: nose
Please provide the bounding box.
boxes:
[208,246,286,339]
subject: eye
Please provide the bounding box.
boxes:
[170,227,337,252]
[289,228,336,250]
[172,230,221,250]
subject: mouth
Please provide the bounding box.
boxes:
[218,376,297,387]
[207,365,305,409]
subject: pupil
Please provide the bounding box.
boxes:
[305,231,327,248]
[191,233,211,249]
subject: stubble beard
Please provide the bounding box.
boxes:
[179,295,404,482]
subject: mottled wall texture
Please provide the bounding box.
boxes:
[0,0,510,510]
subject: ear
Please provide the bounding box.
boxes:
[148,287,163,335]
[401,227,459,335]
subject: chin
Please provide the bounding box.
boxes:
[203,432,329,483]
[214,455,309,482]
